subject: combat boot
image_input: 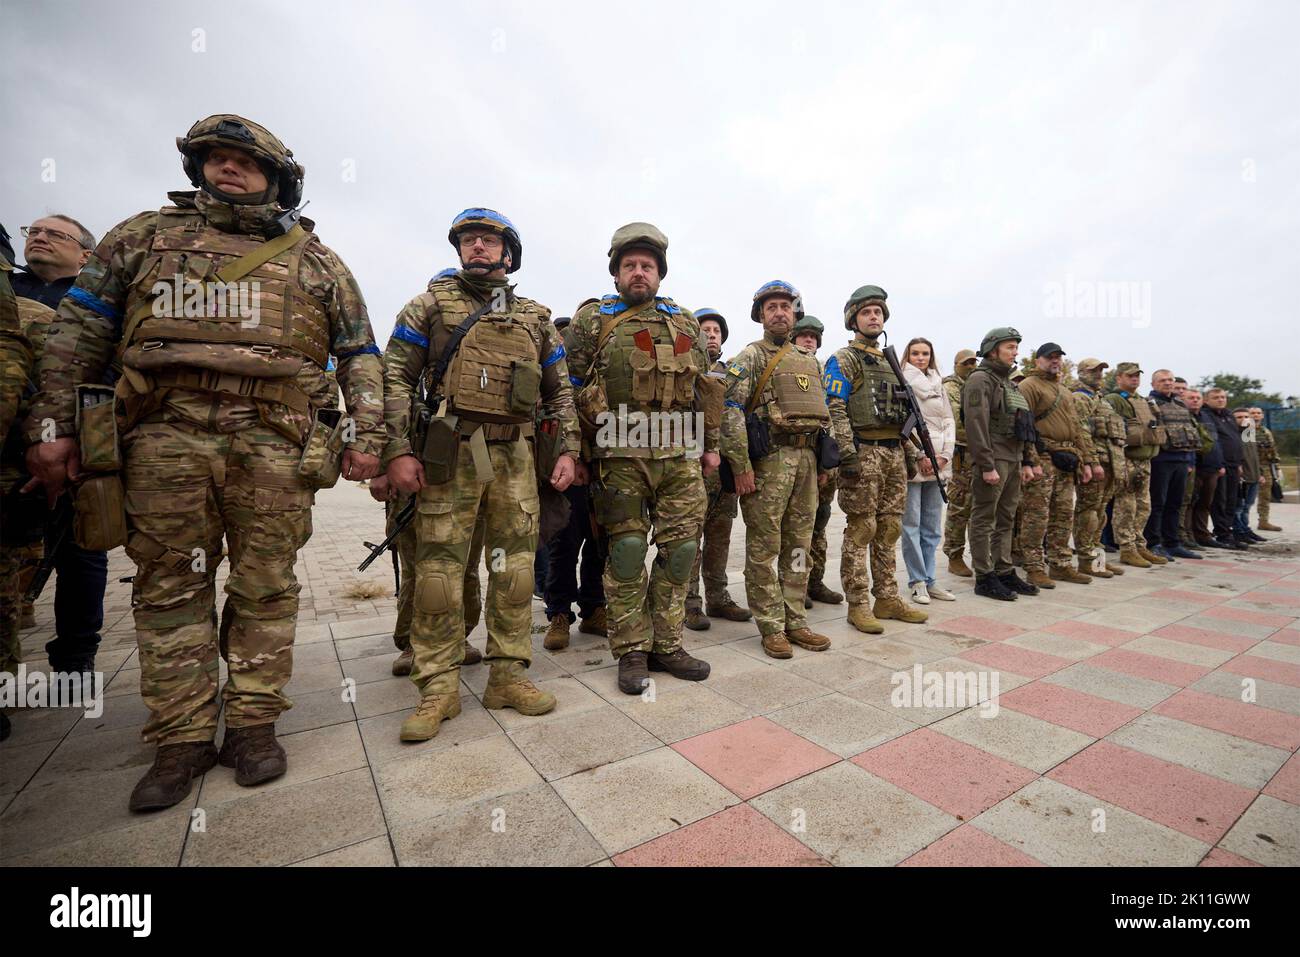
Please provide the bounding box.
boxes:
[1137,546,1167,565]
[803,594,813,609]
[400,693,462,741]
[543,613,571,651]
[684,607,711,631]
[787,627,832,652]
[392,647,414,676]
[874,597,929,624]
[1085,556,1113,579]
[948,554,973,578]
[648,648,711,680]
[707,599,752,622]
[1105,561,1125,575]
[129,741,217,812]
[1260,521,1282,532]
[807,580,844,604]
[999,571,1039,596]
[1049,564,1092,585]
[762,632,793,659]
[617,651,650,695]
[483,677,557,716]
[847,603,885,634]
[579,607,608,637]
[1026,568,1056,589]
[219,724,287,787]
[462,641,482,665]
[1120,548,1151,568]
[975,574,1016,602]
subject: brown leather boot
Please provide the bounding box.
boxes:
[707,599,752,622]
[807,580,844,604]
[218,724,287,787]
[1026,568,1056,589]
[787,627,831,651]
[618,651,650,695]
[1137,546,1168,565]
[648,648,711,680]
[1120,548,1151,568]
[947,555,974,578]
[462,641,482,665]
[579,607,608,637]
[1049,564,1092,585]
[392,647,414,676]
[543,614,571,651]
[684,607,711,631]
[762,632,793,659]
[129,742,217,812]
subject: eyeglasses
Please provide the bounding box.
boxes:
[457,232,503,250]
[22,225,88,248]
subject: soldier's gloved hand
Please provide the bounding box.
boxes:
[734,470,757,496]
[701,451,720,476]
[369,474,391,502]
[343,450,381,481]
[22,436,81,507]
[550,454,577,493]
[388,454,426,494]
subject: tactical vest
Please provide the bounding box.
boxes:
[1075,388,1126,445]
[428,280,545,425]
[989,376,1030,437]
[1154,397,1201,452]
[598,297,702,414]
[1113,393,1165,460]
[846,342,908,439]
[944,375,966,445]
[753,344,830,434]
[0,260,17,336]
[120,207,329,378]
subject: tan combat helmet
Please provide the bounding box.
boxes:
[608,222,669,278]
[177,114,305,207]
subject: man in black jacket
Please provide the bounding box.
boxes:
[11,216,93,308]
[1203,389,1247,550]
[1146,370,1201,560]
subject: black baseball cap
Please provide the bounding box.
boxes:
[1035,342,1065,359]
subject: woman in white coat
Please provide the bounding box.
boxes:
[901,338,957,603]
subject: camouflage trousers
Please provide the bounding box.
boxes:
[1112,457,1153,550]
[942,447,973,559]
[0,542,24,675]
[740,445,818,637]
[809,471,839,586]
[1074,459,1122,557]
[391,498,485,651]
[122,418,313,744]
[1258,468,1273,524]
[593,456,705,658]
[839,443,907,605]
[409,436,537,696]
[687,473,739,611]
[1015,459,1077,572]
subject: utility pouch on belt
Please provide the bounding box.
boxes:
[1049,449,1080,473]
[75,384,121,472]
[534,417,563,485]
[73,474,128,551]
[816,428,841,470]
[419,411,461,485]
[697,372,726,432]
[591,484,646,527]
[508,360,542,417]
[745,412,771,463]
[575,377,609,444]
[297,408,347,490]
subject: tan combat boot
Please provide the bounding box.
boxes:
[1026,568,1056,589]
[1084,556,1113,579]
[762,632,793,659]
[1259,521,1282,532]
[1049,564,1092,585]
[543,614,571,651]
[874,597,929,624]
[1137,546,1167,565]
[219,724,287,787]
[947,555,974,578]
[128,742,218,812]
[400,693,462,741]
[579,607,608,637]
[482,677,557,716]
[391,647,414,676]
[787,627,832,652]
[1119,548,1151,568]
[463,641,482,665]
[847,603,885,635]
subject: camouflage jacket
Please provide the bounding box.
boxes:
[24,190,385,456]
[0,263,34,442]
[1071,385,1124,468]
[822,336,910,471]
[943,373,968,446]
[1258,425,1278,464]
[382,271,579,466]
[723,331,825,474]
[2,292,53,478]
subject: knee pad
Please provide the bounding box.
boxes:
[659,538,698,586]
[504,562,534,605]
[876,515,903,546]
[848,516,876,549]
[608,533,648,582]
[414,570,455,615]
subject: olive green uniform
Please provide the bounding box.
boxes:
[941,371,973,562]
[1105,391,1163,550]
[1257,425,1278,526]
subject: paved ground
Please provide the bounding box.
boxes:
[3,483,1299,867]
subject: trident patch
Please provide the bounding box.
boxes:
[796,374,810,391]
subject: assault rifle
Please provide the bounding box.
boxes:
[23,494,74,603]
[358,496,416,573]
[881,345,948,503]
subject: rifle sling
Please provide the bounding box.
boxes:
[746,342,792,416]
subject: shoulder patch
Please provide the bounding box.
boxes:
[727,362,746,378]
[823,354,851,399]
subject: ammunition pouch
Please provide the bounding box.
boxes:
[418,409,461,485]
[73,474,128,551]
[745,412,772,464]
[574,377,609,444]
[1049,449,1079,473]
[534,417,564,486]
[697,372,726,432]
[1012,408,1037,443]
[297,407,347,490]
[508,360,542,418]
[816,429,842,470]
[75,384,122,472]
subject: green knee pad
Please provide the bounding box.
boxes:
[876,515,903,546]
[608,533,648,582]
[659,537,698,585]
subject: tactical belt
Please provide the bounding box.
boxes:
[458,420,533,443]
[954,443,967,454]
[855,436,902,448]
[771,431,819,448]
[148,368,312,414]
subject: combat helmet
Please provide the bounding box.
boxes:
[793,314,825,348]
[607,222,668,278]
[842,285,889,331]
[448,208,523,274]
[750,280,804,322]
[979,326,1022,358]
[695,307,729,344]
[178,114,304,207]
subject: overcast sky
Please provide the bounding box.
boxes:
[5,0,1298,398]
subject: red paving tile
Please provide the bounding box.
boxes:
[900,824,1043,867]
[1145,589,1221,605]
[1042,620,1140,648]
[1210,565,1276,578]
[1152,689,1300,751]
[1262,751,1300,807]
[958,643,1071,679]
[1151,624,1256,655]
[1220,654,1300,689]
[999,681,1142,738]
[1091,648,1211,687]
[1238,591,1300,609]
[1199,848,1262,867]
[1270,630,1300,647]
[613,804,827,867]
[1047,741,1256,844]
[932,615,1025,642]
[851,728,1037,820]
[671,716,838,800]
[1200,605,1295,629]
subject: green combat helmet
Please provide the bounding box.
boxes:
[695,307,728,343]
[792,314,824,348]
[177,114,305,207]
[842,285,889,330]
[750,280,804,322]
[978,326,1022,358]
[608,222,668,277]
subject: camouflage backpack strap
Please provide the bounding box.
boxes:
[745,342,792,415]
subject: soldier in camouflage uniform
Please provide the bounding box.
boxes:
[23,115,387,809]
[723,282,832,658]
[1071,359,1127,578]
[684,307,750,631]
[792,315,843,608]
[566,224,717,693]
[824,286,930,634]
[384,209,580,740]
[1105,362,1167,568]
[941,349,978,577]
[1253,408,1281,531]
